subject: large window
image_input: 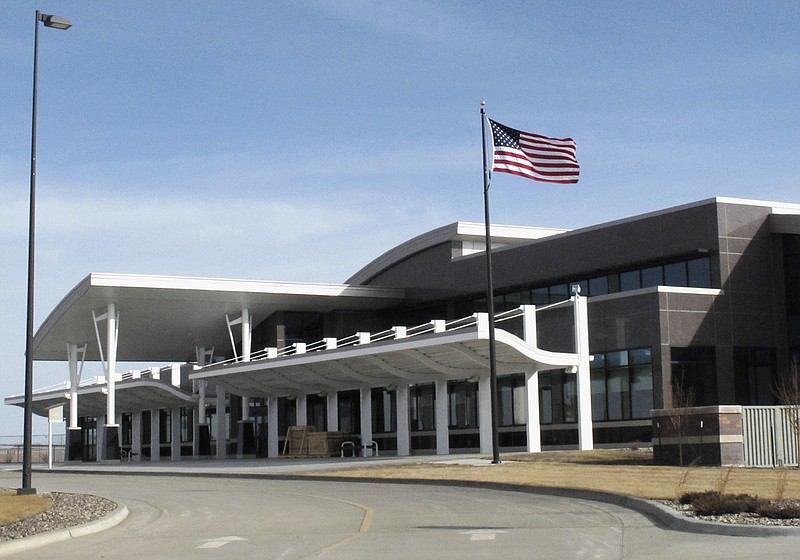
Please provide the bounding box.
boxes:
[539,370,577,424]
[671,346,717,406]
[448,380,478,428]
[306,394,327,432]
[498,374,527,426]
[591,347,654,421]
[372,388,397,434]
[734,347,776,405]
[410,383,435,431]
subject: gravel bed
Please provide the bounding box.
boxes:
[0,492,117,541]
[657,499,800,527]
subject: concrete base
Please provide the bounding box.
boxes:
[103,425,120,461]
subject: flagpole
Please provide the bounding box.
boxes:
[480,102,501,464]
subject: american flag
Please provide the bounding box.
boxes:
[489,119,579,184]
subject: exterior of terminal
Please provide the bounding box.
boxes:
[7,196,800,463]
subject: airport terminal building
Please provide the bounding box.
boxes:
[7,197,800,462]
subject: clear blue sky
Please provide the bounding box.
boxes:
[2,1,799,437]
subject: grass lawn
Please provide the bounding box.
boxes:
[311,449,800,501]
[0,491,51,525]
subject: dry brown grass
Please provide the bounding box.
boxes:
[309,450,800,501]
[0,491,52,524]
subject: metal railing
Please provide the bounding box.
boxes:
[202,306,534,371]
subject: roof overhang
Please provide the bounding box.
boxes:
[5,378,197,418]
[192,322,579,398]
[32,273,405,363]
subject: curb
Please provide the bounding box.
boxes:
[0,502,128,557]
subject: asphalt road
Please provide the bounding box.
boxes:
[3,470,799,559]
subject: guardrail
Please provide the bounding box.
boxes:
[202,305,536,371]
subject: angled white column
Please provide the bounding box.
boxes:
[267,395,279,458]
[360,388,373,456]
[573,290,593,451]
[435,379,449,455]
[396,384,410,456]
[92,303,120,460]
[478,374,493,454]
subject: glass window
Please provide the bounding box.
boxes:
[687,257,712,288]
[631,365,654,418]
[498,375,526,426]
[607,367,630,420]
[629,347,652,365]
[539,376,553,425]
[448,380,478,428]
[306,394,327,432]
[160,409,171,444]
[530,287,549,305]
[410,384,435,431]
[549,284,569,302]
[607,350,628,368]
[337,390,361,434]
[563,373,577,423]
[619,270,641,291]
[591,369,607,421]
[641,266,663,288]
[372,388,397,433]
[589,276,609,296]
[664,262,688,287]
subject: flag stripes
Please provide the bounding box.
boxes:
[489,119,579,184]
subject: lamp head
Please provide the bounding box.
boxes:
[39,13,72,30]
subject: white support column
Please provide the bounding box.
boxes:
[396,384,410,456]
[198,381,207,423]
[131,411,142,461]
[296,394,308,427]
[478,374,493,455]
[171,406,181,461]
[106,303,118,427]
[521,304,541,453]
[573,290,594,451]
[241,308,252,421]
[215,384,227,459]
[327,392,339,432]
[150,409,161,461]
[435,379,449,455]
[525,370,541,452]
[66,343,86,430]
[267,395,279,458]
[360,388,373,456]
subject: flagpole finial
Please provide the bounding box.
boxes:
[480,100,485,106]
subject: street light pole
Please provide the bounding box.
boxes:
[19,10,72,496]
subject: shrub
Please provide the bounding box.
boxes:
[679,490,767,516]
[757,502,800,520]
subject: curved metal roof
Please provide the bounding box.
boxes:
[5,378,196,418]
[32,273,405,363]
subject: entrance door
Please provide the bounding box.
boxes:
[81,417,97,462]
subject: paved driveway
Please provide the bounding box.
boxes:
[3,470,799,559]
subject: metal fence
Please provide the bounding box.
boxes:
[0,434,65,465]
[742,406,800,467]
